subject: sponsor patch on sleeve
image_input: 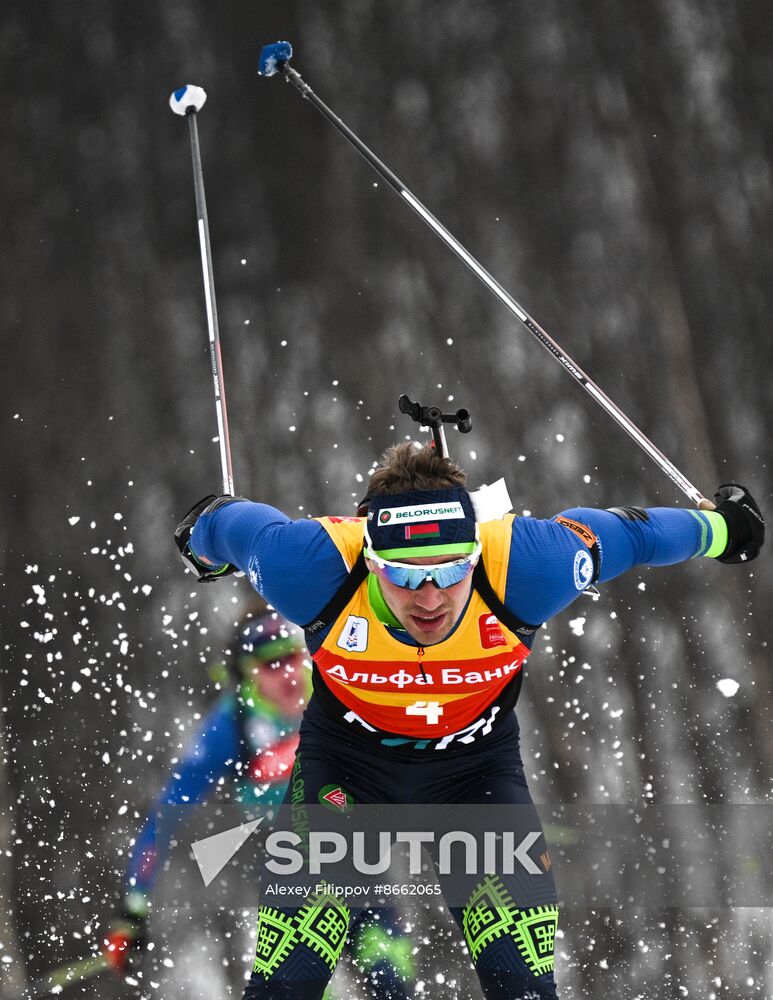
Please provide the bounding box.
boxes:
[555,515,598,549]
[573,550,594,590]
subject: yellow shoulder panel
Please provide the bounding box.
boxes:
[315,516,366,572]
[478,514,515,600]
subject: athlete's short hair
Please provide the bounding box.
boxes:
[358,442,466,513]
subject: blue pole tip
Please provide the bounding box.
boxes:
[259,41,293,77]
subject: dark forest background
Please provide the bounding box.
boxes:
[1,2,772,998]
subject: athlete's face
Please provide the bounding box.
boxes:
[366,553,474,646]
[254,651,307,718]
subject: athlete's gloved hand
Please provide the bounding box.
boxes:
[174,495,239,581]
[713,484,765,563]
[102,906,147,977]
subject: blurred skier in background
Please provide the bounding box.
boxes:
[103,604,416,999]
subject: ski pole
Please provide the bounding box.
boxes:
[15,953,109,1000]
[257,42,707,507]
[169,85,235,496]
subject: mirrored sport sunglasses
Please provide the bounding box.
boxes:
[364,530,482,591]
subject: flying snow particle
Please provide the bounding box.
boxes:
[716,678,740,698]
[568,617,586,636]
[68,516,80,526]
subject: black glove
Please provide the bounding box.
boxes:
[174,494,241,581]
[713,483,765,564]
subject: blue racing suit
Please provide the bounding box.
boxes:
[189,499,728,1000]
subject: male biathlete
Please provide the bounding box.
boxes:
[175,441,764,1000]
[103,607,415,999]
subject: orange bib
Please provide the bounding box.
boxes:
[312,515,530,738]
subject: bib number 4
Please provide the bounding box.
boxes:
[405,701,444,725]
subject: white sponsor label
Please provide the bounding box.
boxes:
[377,501,465,524]
[336,615,369,653]
[469,478,513,521]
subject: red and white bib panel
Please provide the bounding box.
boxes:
[312,515,530,739]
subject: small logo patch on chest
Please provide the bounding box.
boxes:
[478,613,507,649]
[336,615,369,652]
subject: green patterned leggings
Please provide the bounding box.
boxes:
[245,877,557,999]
